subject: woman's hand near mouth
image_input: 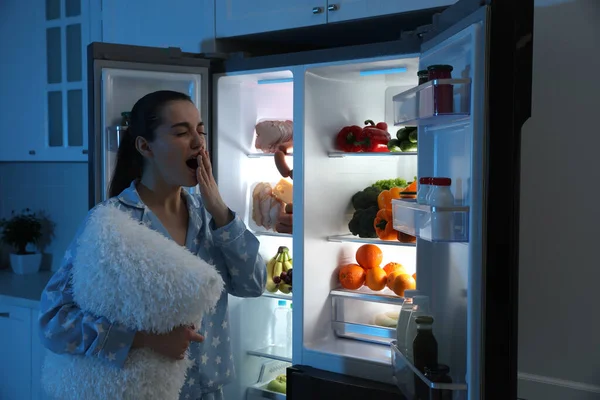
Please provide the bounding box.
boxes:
[196,148,232,228]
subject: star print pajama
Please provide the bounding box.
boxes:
[38,182,267,399]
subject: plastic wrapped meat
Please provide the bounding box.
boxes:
[254,120,293,153]
[252,182,285,230]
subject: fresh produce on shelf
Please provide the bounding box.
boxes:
[358,120,391,152]
[373,311,400,328]
[398,231,417,243]
[371,178,408,191]
[356,244,384,270]
[335,125,364,152]
[338,264,366,290]
[334,120,391,153]
[252,181,292,232]
[377,187,404,210]
[351,186,382,210]
[266,246,293,294]
[336,247,415,296]
[266,374,287,394]
[366,266,388,291]
[348,206,379,238]
[388,127,418,153]
[254,120,293,153]
[374,209,396,241]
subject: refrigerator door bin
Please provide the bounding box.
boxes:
[391,341,467,400]
[248,345,292,363]
[392,78,471,126]
[392,199,469,242]
[331,288,404,345]
[247,360,290,400]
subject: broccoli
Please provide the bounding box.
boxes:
[351,186,382,210]
[371,179,408,191]
[348,206,379,238]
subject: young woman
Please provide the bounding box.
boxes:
[38,90,266,400]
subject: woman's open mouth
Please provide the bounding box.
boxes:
[186,158,199,170]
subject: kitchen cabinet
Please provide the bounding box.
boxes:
[0,301,48,400]
[325,0,457,24]
[0,305,33,399]
[215,0,328,38]
[101,0,215,53]
[0,0,92,162]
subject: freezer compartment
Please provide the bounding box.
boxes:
[392,78,471,126]
[392,199,469,242]
[331,288,403,345]
[391,341,467,400]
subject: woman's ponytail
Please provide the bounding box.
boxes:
[108,126,144,198]
[107,90,193,198]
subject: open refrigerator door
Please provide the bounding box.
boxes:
[87,43,210,208]
[290,1,532,400]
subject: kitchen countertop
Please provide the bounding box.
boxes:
[0,269,54,308]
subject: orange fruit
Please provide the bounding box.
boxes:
[383,262,406,277]
[338,264,366,290]
[365,267,388,291]
[386,270,404,289]
[355,244,383,270]
[390,273,416,297]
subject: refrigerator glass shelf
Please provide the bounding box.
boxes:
[331,287,404,306]
[327,151,417,158]
[327,234,416,247]
[391,341,467,398]
[392,78,472,126]
[254,230,293,239]
[247,382,286,400]
[331,288,403,346]
[247,345,292,363]
[392,199,470,243]
[262,291,293,300]
[247,152,294,158]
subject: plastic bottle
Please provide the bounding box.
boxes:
[286,302,293,350]
[272,300,289,348]
[396,289,420,354]
[417,177,432,205]
[430,177,455,240]
[404,295,430,362]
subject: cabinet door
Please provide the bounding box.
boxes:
[216,0,328,38]
[31,309,49,400]
[101,0,215,53]
[0,0,47,162]
[326,0,457,24]
[0,305,32,400]
[37,0,90,162]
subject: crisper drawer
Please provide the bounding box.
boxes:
[391,341,467,400]
[392,199,470,243]
[330,288,404,346]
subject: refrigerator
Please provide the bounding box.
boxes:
[86,0,533,399]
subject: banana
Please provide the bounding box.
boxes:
[279,283,292,294]
[265,256,278,293]
[282,252,293,272]
[273,255,284,279]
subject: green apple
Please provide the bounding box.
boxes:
[267,374,287,394]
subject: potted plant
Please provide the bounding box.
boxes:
[0,208,45,274]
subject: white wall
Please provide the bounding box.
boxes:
[518,1,600,399]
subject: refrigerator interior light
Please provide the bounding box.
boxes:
[257,78,294,85]
[359,67,407,76]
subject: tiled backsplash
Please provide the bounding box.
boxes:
[0,162,89,271]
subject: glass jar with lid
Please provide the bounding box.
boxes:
[427,65,454,115]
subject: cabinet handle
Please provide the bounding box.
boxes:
[312,6,323,14]
[0,312,9,318]
[29,150,36,155]
[328,4,339,11]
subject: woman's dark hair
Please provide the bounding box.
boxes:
[108,90,193,198]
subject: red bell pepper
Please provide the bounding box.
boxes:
[358,120,391,152]
[336,125,363,152]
